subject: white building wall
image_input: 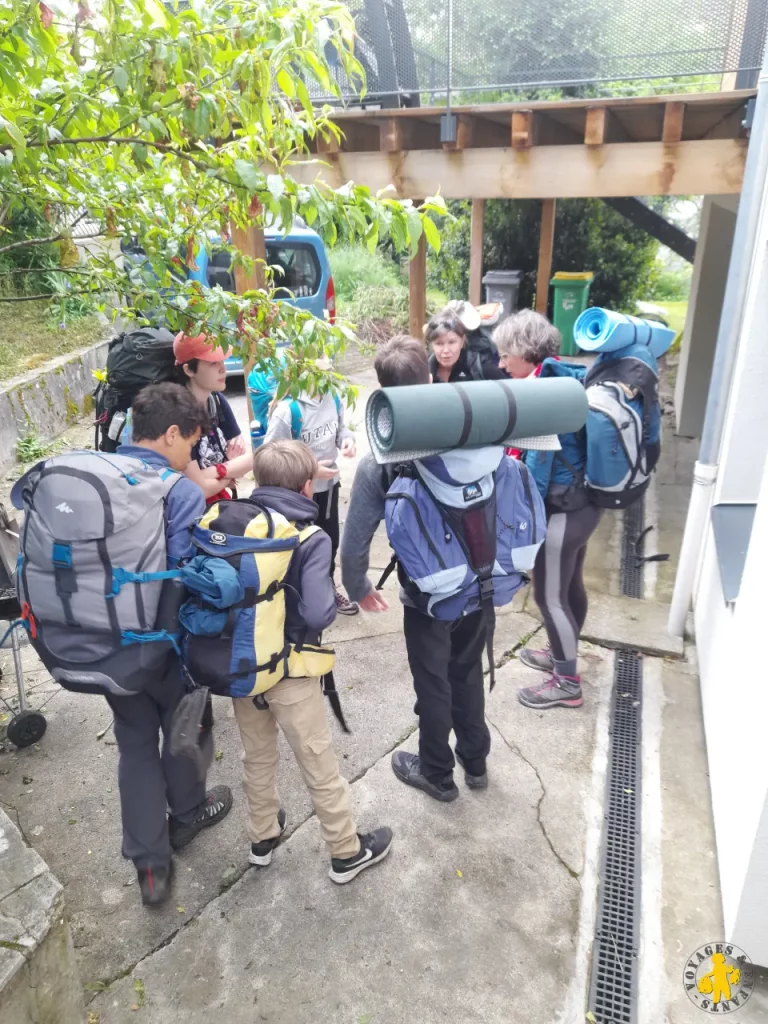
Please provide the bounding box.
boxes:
[691,165,768,962]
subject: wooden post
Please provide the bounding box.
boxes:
[409,232,427,341]
[230,223,266,379]
[469,199,485,307]
[536,199,556,315]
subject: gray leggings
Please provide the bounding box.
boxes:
[532,505,603,678]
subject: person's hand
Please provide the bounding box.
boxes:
[315,459,338,481]
[340,438,357,458]
[227,435,247,458]
[359,590,389,613]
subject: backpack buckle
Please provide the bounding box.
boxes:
[478,576,495,599]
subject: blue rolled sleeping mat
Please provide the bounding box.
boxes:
[365,377,588,464]
[574,308,675,358]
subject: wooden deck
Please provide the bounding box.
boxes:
[293,91,755,199]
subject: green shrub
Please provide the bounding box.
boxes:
[328,244,400,302]
[649,268,691,302]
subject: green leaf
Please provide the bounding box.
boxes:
[422,215,440,253]
[407,210,423,255]
[267,174,285,199]
[235,159,262,191]
[112,66,129,92]
[0,117,25,150]
[276,69,295,98]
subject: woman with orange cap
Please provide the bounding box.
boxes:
[172,332,253,502]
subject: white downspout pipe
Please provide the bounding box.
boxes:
[668,46,768,637]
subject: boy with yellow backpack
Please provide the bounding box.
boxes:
[180,439,392,882]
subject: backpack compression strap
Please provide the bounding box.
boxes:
[295,524,350,732]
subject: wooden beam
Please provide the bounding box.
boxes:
[287,139,747,199]
[469,199,485,306]
[409,232,427,341]
[380,117,403,153]
[663,101,686,144]
[443,114,474,151]
[511,111,536,149]
[230,223,266,379]
[536,199,556,314]
[584,107,607,146]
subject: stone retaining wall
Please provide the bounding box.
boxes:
[0,807,83,1023]
[0,337,110,477]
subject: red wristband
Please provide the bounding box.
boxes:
[215,463,228,480]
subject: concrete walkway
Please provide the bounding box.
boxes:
[2,356,763,1022]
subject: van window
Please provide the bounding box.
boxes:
[267,244,321,298]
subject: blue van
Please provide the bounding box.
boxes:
[121,219,336,376]
[205,221,336,376]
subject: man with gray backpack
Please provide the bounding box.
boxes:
[341,335,546,802]
[12,383,232,906]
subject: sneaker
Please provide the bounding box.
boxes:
[518,646,555,673]
[329,827,393,884]
[138,862,173,907]
[334,588,359,616]
[518,674,583,710]
[391,751,459,802]
[249,808,287,867]
[169,785,233,851]
[455,752,488,790]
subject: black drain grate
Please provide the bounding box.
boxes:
[587,649,643,1023]
[620,498,646,599]
[587,498,646,1023]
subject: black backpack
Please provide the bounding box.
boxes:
[94,328,176,452]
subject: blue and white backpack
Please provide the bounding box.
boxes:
[380,449,546,688]
[583,342,662,509]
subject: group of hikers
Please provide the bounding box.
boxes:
[12,301,607,908]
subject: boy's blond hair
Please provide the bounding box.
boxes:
[253,439,318,492]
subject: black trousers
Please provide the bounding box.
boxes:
[403,605,492,785]
[105,657,211,870]
[314,482,340,577]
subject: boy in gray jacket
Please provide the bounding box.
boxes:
[264,369,358,615]
[232,440,393,883]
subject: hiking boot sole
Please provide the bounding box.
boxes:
[464,773,489,790]
[328,842,392,885]
[517,691,583,710]
[249,848,276,867]
[170,790,234,851]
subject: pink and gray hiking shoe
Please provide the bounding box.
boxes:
[334,587,359,616]
[518,674,583,710]
[518,646,554,673]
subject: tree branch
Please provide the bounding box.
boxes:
[0,289,96,302]
[0,267,95,276]
[0,229,103,256]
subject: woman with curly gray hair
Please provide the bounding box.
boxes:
[493,309,602,713]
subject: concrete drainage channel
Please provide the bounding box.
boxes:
[587,499,647,1024]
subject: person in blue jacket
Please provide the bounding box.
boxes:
[494,310,603,711]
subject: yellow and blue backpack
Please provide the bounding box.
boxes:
[180,498,335,698]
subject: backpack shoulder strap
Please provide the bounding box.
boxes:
[298,524,321,543]
[289,400,303,440]
[333,393,341,415]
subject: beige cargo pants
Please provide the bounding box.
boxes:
[232,675,360,859]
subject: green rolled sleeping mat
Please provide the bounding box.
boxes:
[366,378,588,464]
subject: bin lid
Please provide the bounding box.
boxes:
[482,270,521,285]
[551,271,594,283]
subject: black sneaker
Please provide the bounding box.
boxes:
[391,751,459,802]
[169,785,233,851]
[249,808,287,867]
[138,862,173,907]
[455,752,488,790]
[328,828,393,884]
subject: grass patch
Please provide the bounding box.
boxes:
[654,300,688,336]
[0,300,105,384]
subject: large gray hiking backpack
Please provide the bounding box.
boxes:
[12,452,183,696]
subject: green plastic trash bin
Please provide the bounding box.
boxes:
[550,272,594,356]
